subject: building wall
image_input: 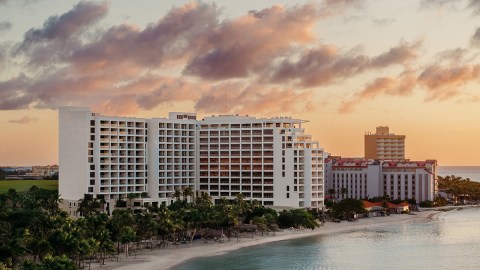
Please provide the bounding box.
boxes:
[325,158,436,203]
[364,126,406,160]
[59,107,90,201]
[197,116,324,209]
[148,116,197,204]
[93,116,148,201]
[59,107,324,210]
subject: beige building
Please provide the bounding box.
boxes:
[32,165,59,177]
[365,126,405,160]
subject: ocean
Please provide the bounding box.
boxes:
[173,207,480,270]
[438,166,480,181]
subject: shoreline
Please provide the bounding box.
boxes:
[91,210,440,270]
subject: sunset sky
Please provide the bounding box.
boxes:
[1,0,480,166]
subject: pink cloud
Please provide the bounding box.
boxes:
[195,82,313,115]
[269,41,420,88]
[340,62,480,113]
[8,115,38,124]
[184,3,319,80]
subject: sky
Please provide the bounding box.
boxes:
[1,0,480,166]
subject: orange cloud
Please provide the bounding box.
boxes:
[269,41,420,88]
[8,115,38,124]
[195,82,313,115]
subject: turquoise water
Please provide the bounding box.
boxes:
[174,208,480,270]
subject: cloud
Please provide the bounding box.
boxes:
[269,41,420,88]
[323,0,366,10]
[418,64,480,100]
[467,0,480,14]
[136,77,206,110]
[0,21,12,33]
[339,72,416,113]
[436,48,471,64]
[0,74,32,110]
[184,3,319,80]
[0,45,7,69]
[471,27,480,48]
[420,0,456,8]
[372,18,396,26]
[8,116,38,124]
[0,0,37,5]
[340,62,480,113]
[421,0,480,15]
[0,2,325,114]
[15,1,109,60]
[69,2,220,73]
[5,1,466,117]
[370,41,421,68]
[195,82,313,115]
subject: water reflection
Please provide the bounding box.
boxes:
[174,208,480,270]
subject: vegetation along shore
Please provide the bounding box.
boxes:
[0,175,477,270]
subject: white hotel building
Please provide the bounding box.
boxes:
[59,107,324,213]
[324,157,437,203]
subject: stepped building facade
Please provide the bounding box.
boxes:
[59,107,324,215]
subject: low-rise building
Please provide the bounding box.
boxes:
[325,157,437,203]
[31,165,59,177]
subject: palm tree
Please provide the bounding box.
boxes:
[44,193,63,216]
[183,187,194,202]
[6,188,18,208]
[140,192,149,208]
[340,187,348,200]
[234,193,247,222]
[78,194,101,217]
[173,189,182,202]
[119,227,136,257]
[327,189,336,203]
[95,228,114,265]
[126,193,138,208]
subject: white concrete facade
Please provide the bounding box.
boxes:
[325,158,437,203]
[59,107,324,210]
[197,115,324,209]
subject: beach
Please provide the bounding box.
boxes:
[91,210,439,270]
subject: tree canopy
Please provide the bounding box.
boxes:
[0,188,322,269]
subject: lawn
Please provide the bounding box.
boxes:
[0,180,58,193]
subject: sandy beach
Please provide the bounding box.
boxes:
[90,210,439,270]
